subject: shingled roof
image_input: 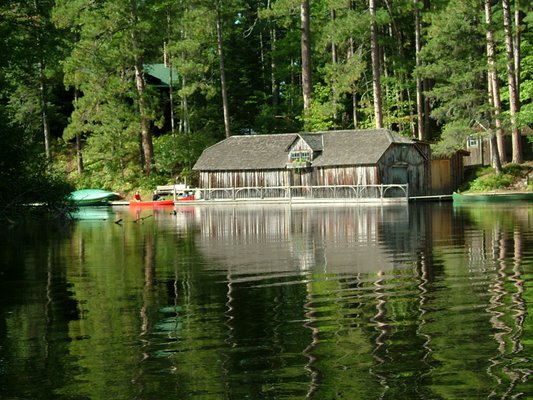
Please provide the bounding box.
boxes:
[311,129,413,166]
[193,134,298,171]
[193,129,415,171]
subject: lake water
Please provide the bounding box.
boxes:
[0,202,532,399]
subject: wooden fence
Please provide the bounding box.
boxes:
[196,184,409,202]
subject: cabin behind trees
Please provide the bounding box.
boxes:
[193,129,433,200]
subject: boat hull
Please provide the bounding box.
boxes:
[453,191,533,203]
[177,195,195,201]
[68,189,121,206]
[129,200,175,207]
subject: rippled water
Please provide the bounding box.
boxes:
[0,202,532,399]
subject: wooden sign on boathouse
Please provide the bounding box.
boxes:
[193,129,432,198]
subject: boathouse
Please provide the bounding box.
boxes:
[193,129,431,200]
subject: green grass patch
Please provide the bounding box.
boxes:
[460,163,533,193]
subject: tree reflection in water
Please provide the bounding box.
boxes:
[0,203,532,399]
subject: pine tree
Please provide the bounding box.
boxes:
[502,0,522,163]
[419,0,489,153]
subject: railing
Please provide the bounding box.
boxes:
[197,184,409,202]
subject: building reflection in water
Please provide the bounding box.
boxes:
[179,204,429,396]
[189,204,417,278]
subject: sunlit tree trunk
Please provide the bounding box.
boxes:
[502,0,522,163]
[270,27,279,114]
[301,0,312,113]
[73,89,83,174]
[331,8,338,125]
[485,0,506,165]
[514,5,522,105]
[38,61,51,161]
[130,1,153,175]
[369,0,383,128]
[216,4,231,138]
[164,11,176,135]
[414,0,424,140]
[179,75,190,134]
[33,0,51,161]
[489,128,503,175]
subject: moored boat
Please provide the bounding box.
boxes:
[452,191,533,203]
[177,194,195,201]
[129,199,175,207]
[68,189,121,206]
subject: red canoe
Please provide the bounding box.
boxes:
[177,195,195,201]
[129,199,175,207]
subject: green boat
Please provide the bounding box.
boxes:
[67,189,121,206]
[452,191,533,204]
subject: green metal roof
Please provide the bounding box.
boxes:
[145,63,178,88]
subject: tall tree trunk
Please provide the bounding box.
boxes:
[489,130,503,175]
[130,1,153,175]
[180,75,189,134]
[331,8,338,125]
[38,60,51,161]
[422,0,431,139]
[502,0,522,163]
[414,0,424,140]
[216,4,231,138]
[301,0,312,113]
[331,9,338,65]
[270,27,279,113]
[348,36,358,128]
[485,0,506,164]
[178,26,190,135]
[133,55,153,174]
[165,11,176,136]
[164,40,176,135]
[369,0,383,128]
[74,89,84,174]
[514,5,522,105]
[168,62,176,135]
[33,0,51,161]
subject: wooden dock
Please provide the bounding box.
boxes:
[110,185,453,206]
[409,194,452,202]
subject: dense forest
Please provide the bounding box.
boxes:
[0,0,532,211]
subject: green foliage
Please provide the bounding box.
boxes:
[461,163,532,192]
[0,123,73,219]
[419,0,488,126]
[431,120,476,157]
[1,0,532,198]
[466,172,515,192]
[301,83,339,131]
[517,37,533,128]
[153,131,216,184]
[0,0,73,218]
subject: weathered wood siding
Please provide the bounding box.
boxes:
[288,137,314,161]
[377,144,428,196]
[198,141,431,197]
[431,152,466,195]
[463,137,490,167]
[199,170,289,188]
[315,166,378,186]
[289,169,315,186]
[431,159,451,195]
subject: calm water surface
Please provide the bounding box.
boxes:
[0,202,532,399]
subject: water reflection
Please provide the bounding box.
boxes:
[0,203,532,399]
[453,204,532,397]
[193,205,416,277]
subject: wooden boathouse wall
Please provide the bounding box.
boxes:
[199,170,290,188]
[431,151,467,195]
[377,143,429,197]
[314,165,378,186]
[193,129,433,198]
